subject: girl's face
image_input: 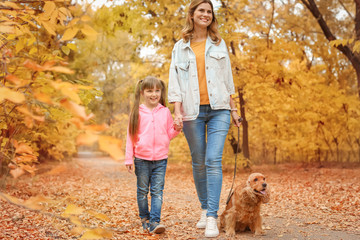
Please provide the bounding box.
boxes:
[192,3,213,30]
[142,86,161,109]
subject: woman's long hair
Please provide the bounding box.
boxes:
[128,76,166,142]
[182,0,221,44]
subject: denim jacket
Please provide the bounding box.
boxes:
[168,36,235,121]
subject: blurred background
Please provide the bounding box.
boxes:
[1,0,360,178]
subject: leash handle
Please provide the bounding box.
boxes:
[226,126,240,205]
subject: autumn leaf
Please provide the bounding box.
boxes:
[5,74,28,86]
[47,66,74,74]
[76,132,99,146]
[23,59,45,71]
[87,210,110,221]
[23,195,54,210]
[20,164,37,175]
[70,226,85,236]
[45,165,68,175]
[80,228,113,240]
[15,142,34,155]
[34,92,53,105]
[13,155,38,164]
[16,106,45,122]
[70,216,83,226]
[60,27,79,41]
[41,20,56,35]
[60,99,94,121]
[84,124,108,132]
[81,24,98,40]
[98,136,123,160]
[0,87,25,103]
[10,167,26,179]
[0,193,23,204]
[62,204,84,217]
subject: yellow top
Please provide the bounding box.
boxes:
[191,40,209,105]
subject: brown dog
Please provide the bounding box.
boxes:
[219,173,270,236]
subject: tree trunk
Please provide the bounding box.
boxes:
[238,87,250,160]
[274,146,277,165]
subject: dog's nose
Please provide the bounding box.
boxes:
[262,183,267,188]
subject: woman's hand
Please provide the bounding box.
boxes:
[231,111,242,127]
[174,102,183,129]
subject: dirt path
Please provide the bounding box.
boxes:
[1,155,359,239]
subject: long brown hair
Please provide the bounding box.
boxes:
[182,0,221,44]
[128,76,166,142]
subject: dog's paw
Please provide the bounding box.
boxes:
[254,229,265,236]
[225,230,236,237]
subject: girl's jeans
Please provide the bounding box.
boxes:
[183,105,230,218]
[134,158,167,223]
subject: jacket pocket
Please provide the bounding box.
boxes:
[175,61,190,83]
[208,52,226,69]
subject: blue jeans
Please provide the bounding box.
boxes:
[134,158,167,223]
[183,105,230,218]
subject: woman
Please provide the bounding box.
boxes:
[168,0,241,237]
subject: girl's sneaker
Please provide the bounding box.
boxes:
[149,222,166,234]
[141,218,149,231]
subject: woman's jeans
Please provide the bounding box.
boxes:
[183,105,230,218]
[134,158,167,223]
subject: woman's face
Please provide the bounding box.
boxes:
[192,2,213,30]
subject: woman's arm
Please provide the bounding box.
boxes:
[230,96,241,127]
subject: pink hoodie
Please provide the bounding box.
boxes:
[125,104,180,165]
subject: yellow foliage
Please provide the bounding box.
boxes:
[80,228,113,240]
[61,27,79,41]
[0,87,25,103]
[62,204,85,217]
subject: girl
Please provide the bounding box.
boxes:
[125,76,181,234]
[168,0,241,238]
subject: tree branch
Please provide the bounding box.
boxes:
[337,0,354,19]
[300,0,356,64]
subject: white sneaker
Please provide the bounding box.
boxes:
[196,209,207,228]
[205,216,219,238]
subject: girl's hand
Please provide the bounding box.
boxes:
[126,164,134,174]
[174,123,182,131]
[231,111,242,127]
[174,112,183,129]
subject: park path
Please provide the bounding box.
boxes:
[1,154,359,239]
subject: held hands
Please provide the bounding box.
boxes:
[173,112,183,131]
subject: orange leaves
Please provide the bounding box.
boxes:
[80,228,113,240]
[16,106,45,122]
[5,74,29,87]
[98,136,124,160]
[76,132,99,146]
[10,140,38,178]
[62,204,85,217]
[60,99,94,121]
[23,60,74,74]
[0,87,25,103]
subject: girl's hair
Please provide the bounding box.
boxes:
[182,0,221,44]
[128,76,166,142]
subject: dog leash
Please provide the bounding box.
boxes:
[226,123,241,205]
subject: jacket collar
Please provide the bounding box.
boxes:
[181,35,215,53]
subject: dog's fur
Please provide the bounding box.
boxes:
[219,173,270,236]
